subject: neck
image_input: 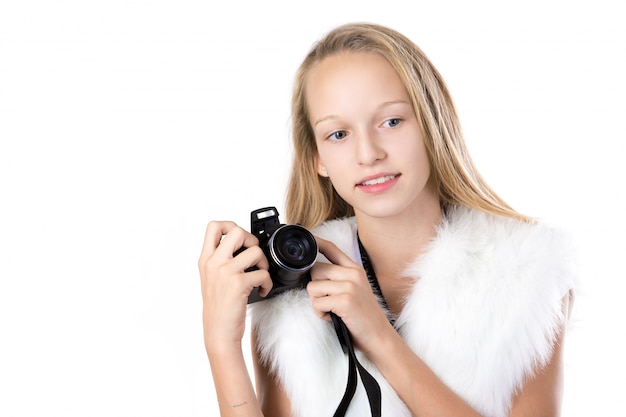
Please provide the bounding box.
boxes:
[355,201,443,276]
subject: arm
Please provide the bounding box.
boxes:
[367,313,567,417]
[308,237,570,417]
[251,329,293,416]
[363,324,484,417]
[208,343,263,416]
[308,237,482,416]
[508,294,570,417]
[198,221,274,417]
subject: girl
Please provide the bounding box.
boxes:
[199,23,576,417]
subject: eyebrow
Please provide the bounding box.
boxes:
[313,100,410,127]
[314,115,338,127]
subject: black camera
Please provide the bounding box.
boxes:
[242,207,318,304]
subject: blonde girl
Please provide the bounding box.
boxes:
[199,22,575,417]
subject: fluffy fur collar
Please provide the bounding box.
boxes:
[250,206,576,417]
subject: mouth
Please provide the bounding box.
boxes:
[357,174,399,187]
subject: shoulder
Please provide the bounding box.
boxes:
[398,206,578,415]
[441,205,575,253]
[402,205,578,360]
[418,205,578,293]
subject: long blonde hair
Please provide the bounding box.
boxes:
[286,23,530,228]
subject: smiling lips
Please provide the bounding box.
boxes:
[356,174,400,193]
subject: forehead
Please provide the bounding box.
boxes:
[305,53,409,118]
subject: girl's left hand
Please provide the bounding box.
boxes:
[306,236,394,357]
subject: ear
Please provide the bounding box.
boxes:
[316,154,328,177]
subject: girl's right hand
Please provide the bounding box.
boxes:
[198,221,272,354]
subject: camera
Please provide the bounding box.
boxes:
[241,207,318,304]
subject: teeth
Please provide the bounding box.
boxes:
[361,175,396,186]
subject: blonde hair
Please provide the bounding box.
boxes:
[286,23,531,228]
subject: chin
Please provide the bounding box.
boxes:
[354,195,438,222]
[355,203,411,220]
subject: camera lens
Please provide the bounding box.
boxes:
[284,240,305,260]
[269,225,318,271]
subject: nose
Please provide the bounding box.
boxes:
[356,129,385,165]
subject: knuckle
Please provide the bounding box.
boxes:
[228,224,244,236]
[248,245,265,259]
[198,254,215,274]
[343,280,358,293]
[306,281,316,296]
[205,220,236,235]
[338,292,352,305]
[205,220,222,234]
[197,256,205,270]
[229,226,252,246]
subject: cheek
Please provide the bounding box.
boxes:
[412,148,432,183]
[319,159,352,195]
[398,137,429,165]
[316,149,339,176]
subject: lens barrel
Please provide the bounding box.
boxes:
[268,225,317,282]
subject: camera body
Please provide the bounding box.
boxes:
[244,207,318,304]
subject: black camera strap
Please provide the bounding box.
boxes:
[331,312,381,417]
[330,236,388,417]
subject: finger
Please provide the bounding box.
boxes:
[310,261,340,282]
[198,221,238,262]
[245,269,273,297]
[307,277,352,298]
[307,285,350,321]
[310,257,363,285]
[217,225,259,257]
[199,221,258,265]
[231,245,270,273]
[315,236,358,268]
[310,296,335,321]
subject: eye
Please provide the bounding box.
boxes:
[383,118,401,128]
[327,130,348,141]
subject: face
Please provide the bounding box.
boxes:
[306,52,438,221]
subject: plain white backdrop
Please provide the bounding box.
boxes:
[1,0,624,415]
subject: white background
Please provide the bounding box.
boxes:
[1,0,624,415]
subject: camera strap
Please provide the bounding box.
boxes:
[331,312,381,417]
[330,236,388,417]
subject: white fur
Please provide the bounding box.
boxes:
[250,206,576,417]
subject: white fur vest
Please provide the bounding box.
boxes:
[250,206,577,417]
